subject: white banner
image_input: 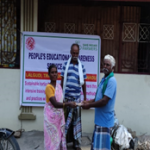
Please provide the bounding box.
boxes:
[20,32,101,106]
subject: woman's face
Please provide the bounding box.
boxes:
[49,67,58,81]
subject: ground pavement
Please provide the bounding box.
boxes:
[16,130,92,150]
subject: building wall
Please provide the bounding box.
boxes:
[0,69,150,135]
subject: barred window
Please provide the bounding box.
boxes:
[0,0,20,68]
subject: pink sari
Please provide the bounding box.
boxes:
[44,83,67,150]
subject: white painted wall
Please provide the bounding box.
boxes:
[0,69,21,130]
[0,69,150,135]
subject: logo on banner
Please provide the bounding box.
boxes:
[26,37,35,50]
[75,40,97,51]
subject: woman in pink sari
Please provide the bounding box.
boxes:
[44,64,76,150]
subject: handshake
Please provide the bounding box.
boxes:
[66,101,91,109]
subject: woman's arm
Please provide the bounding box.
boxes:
[50,96,76,108]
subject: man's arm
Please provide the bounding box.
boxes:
[82,80,86,101]
[90,95,110,107]
[82,99,95,104]
[82,79,116,109]
[60,62,66,89]
[61,77,64,89]
[82,96,110,109]
[82,64,87,101]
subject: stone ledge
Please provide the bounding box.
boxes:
[18,113,36,120]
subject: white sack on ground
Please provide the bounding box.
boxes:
[114,125,133,149]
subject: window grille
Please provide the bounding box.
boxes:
[103,25,114,40]
[122,23,137,42]
[83,24,95,35]
[45,22,56,32]
[64,23,75,33]
[0,0,19,68]
[138,24,150,43]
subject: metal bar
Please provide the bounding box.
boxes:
[30,0,32,31]
[24,0,26,31]
[118,6,123,72]
[28,0,30,31]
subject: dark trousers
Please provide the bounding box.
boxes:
[66,108,81,148]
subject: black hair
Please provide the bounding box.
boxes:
[48,64,57,75]
[71,43,80,51]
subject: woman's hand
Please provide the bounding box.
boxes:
[67,102,76,108]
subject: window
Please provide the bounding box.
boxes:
[0,0,20,68]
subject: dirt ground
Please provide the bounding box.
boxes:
[16,130,92,150]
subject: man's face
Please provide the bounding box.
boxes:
[70,45,79,61]
[103,59,113,75]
